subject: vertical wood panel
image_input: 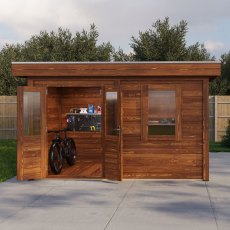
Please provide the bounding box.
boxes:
[0,96,17,139]
[103,85,122,180]
[17,89,23,180]
[203,79,209,180]
[17,87,46,180]
[208,96,230,141]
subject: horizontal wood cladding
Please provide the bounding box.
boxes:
[104,129,121,180]
[123,141,203,179]
[47,88,61,131]
[12,62,221,78]
[47,132,103,161]
[35,79,207,179]
[121,80,204,179]
[123,154,202,179]
[60,87,103,160]
[48,160,102,178]
[123,141,203,153]
[181,83,203,140]
[22,136,41,179]
[47,87,103,178]
[32,79,115,87]
[122,89,141,136]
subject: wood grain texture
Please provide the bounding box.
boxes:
[14,62,221,181]
[17,87,47,180]
[12,62,221,78]
[48,160,102,178]
[103,85,122,181]
[203,79,209,180]
[47,87,103,178]
[121,80,204,179]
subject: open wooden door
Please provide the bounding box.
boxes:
[103,85,122,181]
[17,87,47,180]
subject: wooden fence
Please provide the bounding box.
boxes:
[209,96,230,142]
[0,96,17,139]
[0,96,230,141]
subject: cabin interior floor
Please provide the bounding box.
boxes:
[47,160,103,179]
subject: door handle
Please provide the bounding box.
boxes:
[113,126,121,135]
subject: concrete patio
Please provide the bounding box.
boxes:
[0,152,229,230]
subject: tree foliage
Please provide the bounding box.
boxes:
[21,24,113,62]
[209,52,230,95]
[1,19,230,95]
[221,52,230,82]
[209,78,229,95]
[221,119,230,147]
[0,25,113,95]
[0,44,26,95]
[130,17,213,61]
[112,48,134,61]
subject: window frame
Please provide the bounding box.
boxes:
[142,84,181,141]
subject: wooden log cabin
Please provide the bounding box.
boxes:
[12,62,221,181]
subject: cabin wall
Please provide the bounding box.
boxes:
[47,88,61,131]
[59,87,103,161]
[46,87,103,177]
[40,78,206,179]
[121,80,204,179]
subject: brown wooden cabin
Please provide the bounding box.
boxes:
[12,62,221,181]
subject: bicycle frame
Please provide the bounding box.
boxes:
[48,128,77,173]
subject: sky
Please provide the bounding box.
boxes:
[0,0,229,59]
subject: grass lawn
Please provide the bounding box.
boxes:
[0,140,17,182]
[209,141,230,152]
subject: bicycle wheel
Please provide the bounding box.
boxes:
[65,138,77,166]
[49,142,63,174]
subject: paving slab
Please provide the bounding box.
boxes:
[0,153,229,230]
[106,207,216,230]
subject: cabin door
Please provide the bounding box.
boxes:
[103,86,122,180]
[17,87,47,180]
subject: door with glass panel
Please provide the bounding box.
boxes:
[104,86,122,180]
[17,87,47,180]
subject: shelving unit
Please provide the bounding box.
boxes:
[66,113,101,132]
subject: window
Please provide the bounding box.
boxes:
[148,89,176,136]
[105,91,118,135]
[23,92,41,136]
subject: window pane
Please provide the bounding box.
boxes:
[23,92,41,136]
[148,90,176,136]
[106,92,118,135]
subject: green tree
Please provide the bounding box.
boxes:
[209,52,230,95]
[130,17,213,61]
[209,78,229,95]
[220,52,230,83]
[0,25,113,95]
[112,48,134,61]
[0,44,26,95]
[186,43,214,61]
[221,119,230,147]
[21,24,113,62]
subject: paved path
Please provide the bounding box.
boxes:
[0,153,229,230]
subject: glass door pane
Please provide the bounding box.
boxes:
[23,92,41,136]
[105,92,118,135]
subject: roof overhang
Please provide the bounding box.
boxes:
[12,61,221,79]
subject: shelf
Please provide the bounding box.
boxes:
[66,113,101,132]
[66,113,101,116]
[148,124,175,126]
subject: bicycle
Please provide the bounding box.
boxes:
[48,129,77,174]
